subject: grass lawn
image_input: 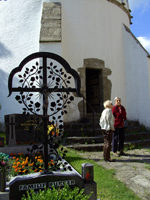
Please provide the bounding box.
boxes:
[65,149,140,200]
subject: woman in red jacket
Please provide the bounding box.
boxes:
[112,97,127,157]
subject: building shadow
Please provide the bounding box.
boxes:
[0,41,12,58]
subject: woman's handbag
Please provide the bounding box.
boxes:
[123,119,129,128]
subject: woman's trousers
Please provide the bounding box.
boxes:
[112,127,124,152]
[102,130,112,160]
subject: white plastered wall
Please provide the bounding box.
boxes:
[123,26,150,127]
[0,0,132,123]
[0,0,43,122]
[47,0,130,121]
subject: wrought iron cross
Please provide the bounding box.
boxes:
[8,52,81,171]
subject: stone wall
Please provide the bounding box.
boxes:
[40,2,61,42]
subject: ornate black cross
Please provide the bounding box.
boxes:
[8,52,81,171]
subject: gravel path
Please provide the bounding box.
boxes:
[78,147,150,200]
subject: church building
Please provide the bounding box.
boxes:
[0,0,150,127]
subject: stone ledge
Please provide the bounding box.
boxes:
[0,145,34,155]
[0,190,9,200]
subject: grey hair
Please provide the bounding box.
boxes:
[114,97,121,101]
[103,100,113,108]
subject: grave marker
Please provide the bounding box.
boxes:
[7,52,81,170]
[5,114,40,146]
[6,52,97,200]
[9,171,84,200]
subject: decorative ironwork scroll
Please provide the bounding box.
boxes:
[8,52,81,172]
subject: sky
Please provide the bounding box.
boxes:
[128,0,150,53]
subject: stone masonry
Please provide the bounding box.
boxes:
[40,2,61,42]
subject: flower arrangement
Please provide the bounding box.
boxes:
[0,152,9,173]
[10,151,65,176]
[47,123,59,136]
[10,153,47,176]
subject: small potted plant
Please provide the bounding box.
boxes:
[0,152,9,192]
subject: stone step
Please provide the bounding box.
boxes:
[124,126,145,134]
[65,125,143,132]
[65,138,150,152]
[125,132,150,141]
[64,128,101,137]
[64,136,103,145]
[64,125,145,137]
[64,132,150,145]
[64,120,144,137]
[64,120,140,128]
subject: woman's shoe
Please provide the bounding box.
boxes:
[113,152,119,157]
[120,151,127,156]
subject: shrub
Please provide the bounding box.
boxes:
[21,184,92,200]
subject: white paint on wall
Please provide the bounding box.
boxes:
[47,0,130,113]
[0,0,43,121]
[1,0,150,127]
[123,25,150,127]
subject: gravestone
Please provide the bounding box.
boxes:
[9,162,97,200]
[5,52,97,200]
[9,171,83,199]
[5,114,40,146]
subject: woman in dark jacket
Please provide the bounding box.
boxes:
[112,97,127,156]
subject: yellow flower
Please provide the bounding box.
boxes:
[38,155,42,158]
[28,162,34,166]
[21,161,25,165]
[17,162,21,166]
[25,157,29,161]
[56,128,59,133]
[48,125,54,130]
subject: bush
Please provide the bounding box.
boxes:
[21,184,92,200]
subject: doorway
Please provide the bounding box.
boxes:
[86,69,102,113]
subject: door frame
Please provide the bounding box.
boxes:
[78,58,112,115]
